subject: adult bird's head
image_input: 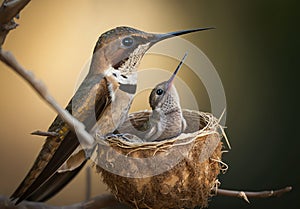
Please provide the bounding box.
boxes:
[89,26,213,77]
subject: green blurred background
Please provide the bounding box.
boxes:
[0,0,298,208]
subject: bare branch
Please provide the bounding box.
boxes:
[0,0,30,24]
[215,186,292,203]
[0,0,31,45]
[0,49,94,148]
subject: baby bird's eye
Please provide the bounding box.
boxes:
[156,89,164,95]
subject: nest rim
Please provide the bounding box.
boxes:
[100,109,228,150]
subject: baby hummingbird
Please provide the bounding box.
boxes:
[144,53,188,142]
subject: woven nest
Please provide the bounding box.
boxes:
[95,109,226,209]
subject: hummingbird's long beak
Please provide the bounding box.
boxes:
[151,27,215,45]
[165,52,188,91]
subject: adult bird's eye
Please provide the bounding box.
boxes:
[156,89,164,95]
[122,37,134,47]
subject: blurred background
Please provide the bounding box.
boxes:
[0,0,299,208]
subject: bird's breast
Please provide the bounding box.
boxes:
[90,87,134,137]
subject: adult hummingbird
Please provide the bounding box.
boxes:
[143,53,187,142]
[11,26,213,204]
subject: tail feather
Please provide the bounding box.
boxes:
[26,160,87,202]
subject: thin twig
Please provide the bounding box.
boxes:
[215,186,292,203]
[31,130,59,137]
[0,49,94,148]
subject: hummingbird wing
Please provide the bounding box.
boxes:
[11,76,111,204]
[24,148,87,202]
[26,160,87,202]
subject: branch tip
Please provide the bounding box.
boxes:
[238,191,250,203]
[215,186,292,201]
[31,130,59,137]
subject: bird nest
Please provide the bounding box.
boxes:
[95,109,227,209]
